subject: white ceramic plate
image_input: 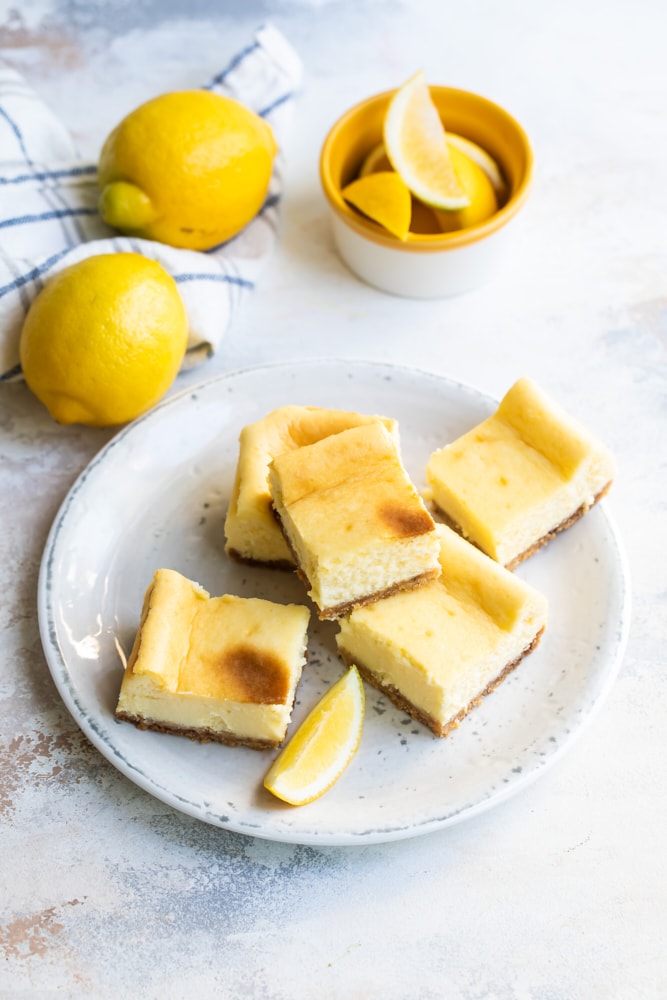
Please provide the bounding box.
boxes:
[38,359,630,846]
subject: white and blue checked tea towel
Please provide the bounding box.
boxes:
[0,24,302,382]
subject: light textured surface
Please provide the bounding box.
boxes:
[1,1,665,998]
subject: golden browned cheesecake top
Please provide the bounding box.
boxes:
[126,569,309,705]
[426,376,616,565]
[270,421,436,558]
[224,405,398,565]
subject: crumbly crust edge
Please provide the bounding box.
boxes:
[115,712,282,750]
[338,626,546,738]
[311,568,440,621]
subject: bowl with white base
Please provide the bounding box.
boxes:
[320,84,534,298]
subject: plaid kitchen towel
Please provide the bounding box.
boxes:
[0,23,302,381]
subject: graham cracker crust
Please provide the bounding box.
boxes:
[434,480,613,571]
[115,712,281,750]
[338,626,546,738]
[306,567,440,621]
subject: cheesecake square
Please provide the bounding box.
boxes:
[426,376,616,569]
[268,421,440,620]
[336,524,548,737]
[115,569,310,749]
[224,405,398,568]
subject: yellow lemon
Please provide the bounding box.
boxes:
[384,71,469,210]
[358,144,440,234]
[433,145,498,231]
[98,90,277,250]
[446,133,507,198]
[264,666,365,806]
[20,253,188,427]
[342,171,412,240]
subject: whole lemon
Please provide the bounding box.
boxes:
[97,90,277,250]
[20,253,188,427]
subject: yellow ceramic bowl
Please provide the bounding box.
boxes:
[320,85,533,297]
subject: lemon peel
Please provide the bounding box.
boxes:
[19,253,188,427]
[342,171,412,240]
[263,666,365,806]
[384,71,470,210]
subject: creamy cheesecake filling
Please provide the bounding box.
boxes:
[116,675,298,743]
[224,405,398,566]
[426,376,616,567]
[226,499,294,566]
[116,570,310,748]
[277,502,439,613]
[336,524,548,735]
[338,605,544,727]
[269,421,439,619]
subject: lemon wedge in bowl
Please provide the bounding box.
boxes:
[384,70,470,210]
[433,145,498,231]
[264,666,365,806]
[359,143,393,177]
[446,133,507,198]
[356,137,500,236]
[341,172,412,240]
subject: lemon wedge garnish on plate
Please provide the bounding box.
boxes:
[384,70,470,210]
[342,171,412,240]
[263,666,365,806]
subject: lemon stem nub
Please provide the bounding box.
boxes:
[99,181,156,231]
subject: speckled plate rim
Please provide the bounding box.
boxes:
[37,359,631,846]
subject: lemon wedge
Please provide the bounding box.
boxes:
[446,133,507,197]
[263,666,365,806]
[433,145,498,231]
[357,144,439,233]
[384,71,470,210]
[342,171,412,240]
[363,134,506,198]
[359,143,392,177]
